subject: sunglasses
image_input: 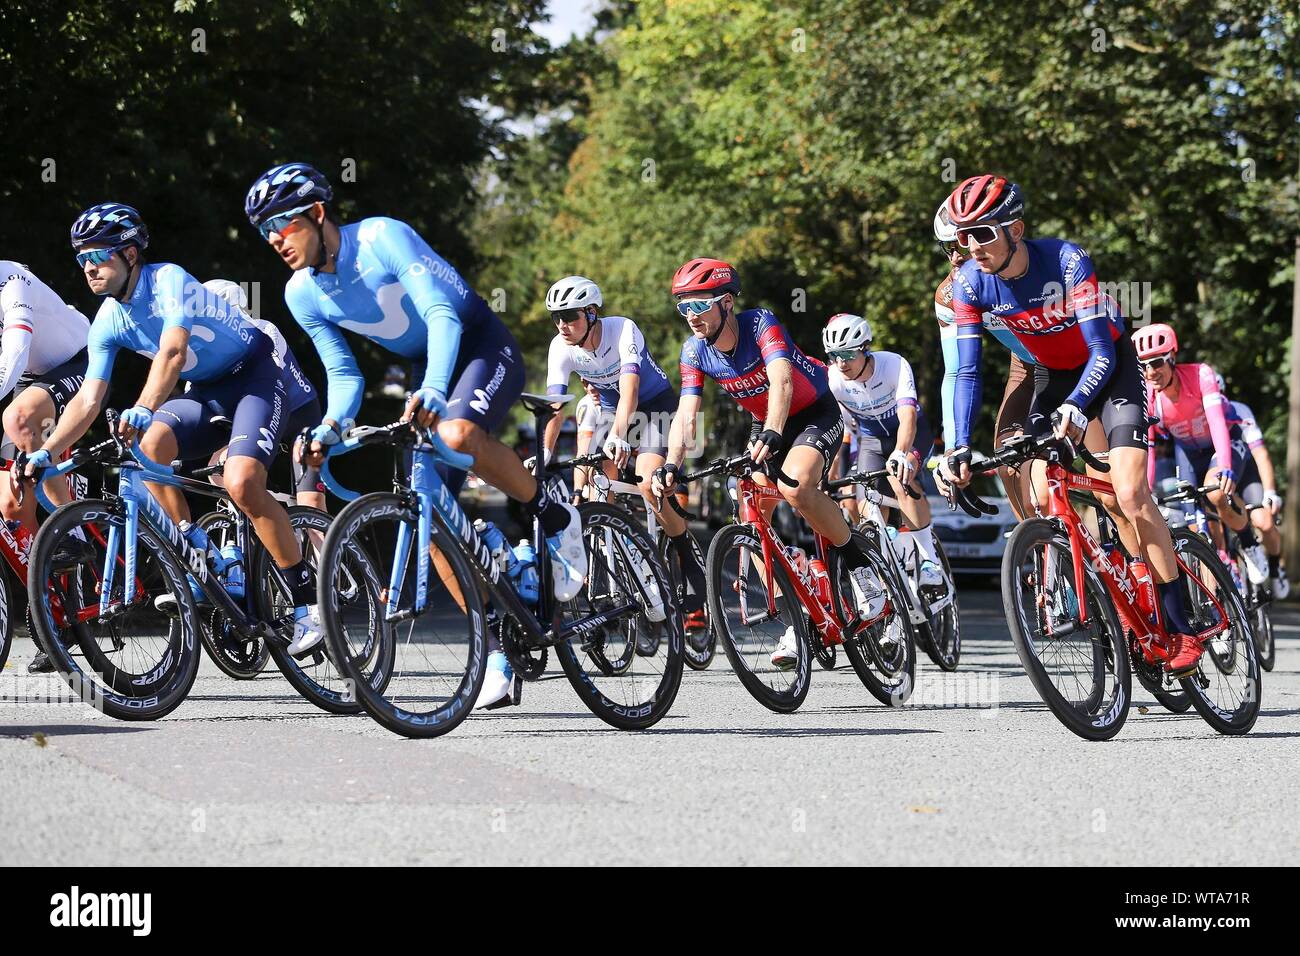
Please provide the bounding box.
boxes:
[552,308,589,326]
[937,239,964,259]
[675,294,727,318]
[75,245,129,268]
[1139,356,1173,372]
[257,203,317,240]
[956,219,1019,249]
[827,349,864,363]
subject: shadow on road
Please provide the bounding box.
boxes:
[0,724,152,738]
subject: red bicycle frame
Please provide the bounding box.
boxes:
[735,475,886,647]
[1041,461,1229,663]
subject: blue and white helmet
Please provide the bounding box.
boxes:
[70,203,149,251]
[244,163,333,226]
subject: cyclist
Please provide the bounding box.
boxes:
[244,163,585,710]
[24,203,324,655]
[542,275,706,633]
[1220,380,1288,598]
[939,176,1203,674]
[1133,324,1271,590]
[932,202,1036,517]
[0,261,92,672]
[650,257,884,669]
[822,313,943,585]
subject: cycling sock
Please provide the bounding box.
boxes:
[1236,525,1258,547]
[669,532,707,610]
[1268,554,1280,576]
[279,558,317,607]
[907,524,941,565]
[527,485,569,536]
[832,536,867,570]
[1156,580,1194,636]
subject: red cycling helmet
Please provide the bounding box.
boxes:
[671,257,740,297]
[945,175,1025,226]
[1132,323,1179,360]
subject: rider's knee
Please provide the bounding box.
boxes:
[223,461,265,508]
[1113,481,1151,517]
[2,405,37,450]
[437,418,480,454]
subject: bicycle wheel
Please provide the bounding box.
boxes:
[920,538,961,671]
[1002,519,1130,741]
[27,499,201,720]
[808,616,836,670]
[554,502,684,729]
[1170,530,1260,735]
[0,566,12,672]
[195,510,269,680]
[705,523,811,713]
[657,530,715,671]
[829,536,916,706]
[254,506,389,715]
[318,493,485,738]
[1253,602,1275,672]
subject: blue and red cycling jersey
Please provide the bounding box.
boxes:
[950,238,1125,448]
[679,308,828,420]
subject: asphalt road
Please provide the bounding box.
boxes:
[2,584,1297,866]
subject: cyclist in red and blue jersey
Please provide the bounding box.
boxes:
[651,258,885,668]
[246,163,586,710]
[939,175,1202,674]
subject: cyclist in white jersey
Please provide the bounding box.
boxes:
[543,275,707,629]
[0,262,91,536]
[823,314,943,585]
[570,380,603,501]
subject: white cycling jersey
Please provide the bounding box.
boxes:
[0,261,90,400]
[829,351,918,440]
[575,393,600,438]
[546,314,671,407]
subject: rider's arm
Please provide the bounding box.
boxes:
[134,325,189,413]
[39,378,108,458]
[0,279,37,402]
[762,359,793,433]
[1145,383,1159,489]
[1252,443,1276,492]
[542,338,573,458]
[666,392,702,470]
[1197,364,1234,474]
[938,320,959,448]
[612,372,639,441]
[542,409,565,460]
[950,276,985,450]
[892,355,919,455]
[287,283,363,431]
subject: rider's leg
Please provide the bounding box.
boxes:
[138,422,193,527]
[1,387,59,533]
[640,449,704,613]
[995,355,1036,520]
[778,446,851,545]
[1082,417,1142,557]
[223,456,302,568]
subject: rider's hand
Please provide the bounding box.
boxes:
[1216,467,1237,499]
[749,429,783,466]
[1051,402,1087,443]
[117,404,154,445]
[603,435,632,470]
[939,447,972,488]
[887,448,917,486]
[932,464,952,498]
[1262,489,1283,515]
[304,421,341,469]
[403,387,448,430]
[651,462,679,498]
[21,448,52,482]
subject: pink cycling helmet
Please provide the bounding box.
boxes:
[1132,323,1178,360]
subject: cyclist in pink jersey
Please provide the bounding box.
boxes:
[1137,323,1270,586]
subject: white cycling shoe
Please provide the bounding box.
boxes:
[475,652,521,711]
[848,566,887,621]
[1241,544,1269,586]
[769,626,799,670]
[287,605,324,656]
[546,503,588,603]
[918,560,944,587]
[1272,567,1290,601]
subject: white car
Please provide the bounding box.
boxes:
[922,472,1018,576]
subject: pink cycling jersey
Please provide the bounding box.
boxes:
[1145,362,1232,486]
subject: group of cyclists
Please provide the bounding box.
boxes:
[0,165,1288,716]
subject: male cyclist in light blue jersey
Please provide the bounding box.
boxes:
[25,203,324,654]
[245,163,586,710]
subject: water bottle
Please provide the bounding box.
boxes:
[1129,559,1156,620]
[513,539,540,605]
[808,557,831,605]
[473,518,518,576]
[220,544,245,599]
[784,546,809,584]
[5,519,33,557]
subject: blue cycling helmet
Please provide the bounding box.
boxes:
[70,203,149,251]
[245,163,334,226]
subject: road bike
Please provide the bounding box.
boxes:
[315,395,683,739]
[681,452,915,713]
[954,434,1258,740]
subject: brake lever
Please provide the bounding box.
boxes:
[951,486,985,519]
[1077,444,1110,474]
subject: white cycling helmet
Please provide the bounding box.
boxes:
[822,313,873,353]
[933,201,957,243]
[546,275,602,312]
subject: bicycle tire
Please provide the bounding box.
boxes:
[920,538,961,671]
[0,566,11,672]
[705,523,812,713]
[657,530,716,671]
[1002,519,1130,740]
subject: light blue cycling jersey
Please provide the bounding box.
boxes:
[935,272,1036,447]
[284,216,495,427]
[87,263,262,383]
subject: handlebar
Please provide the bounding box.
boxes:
[937,433,1108,518]
[826,467,922,499]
